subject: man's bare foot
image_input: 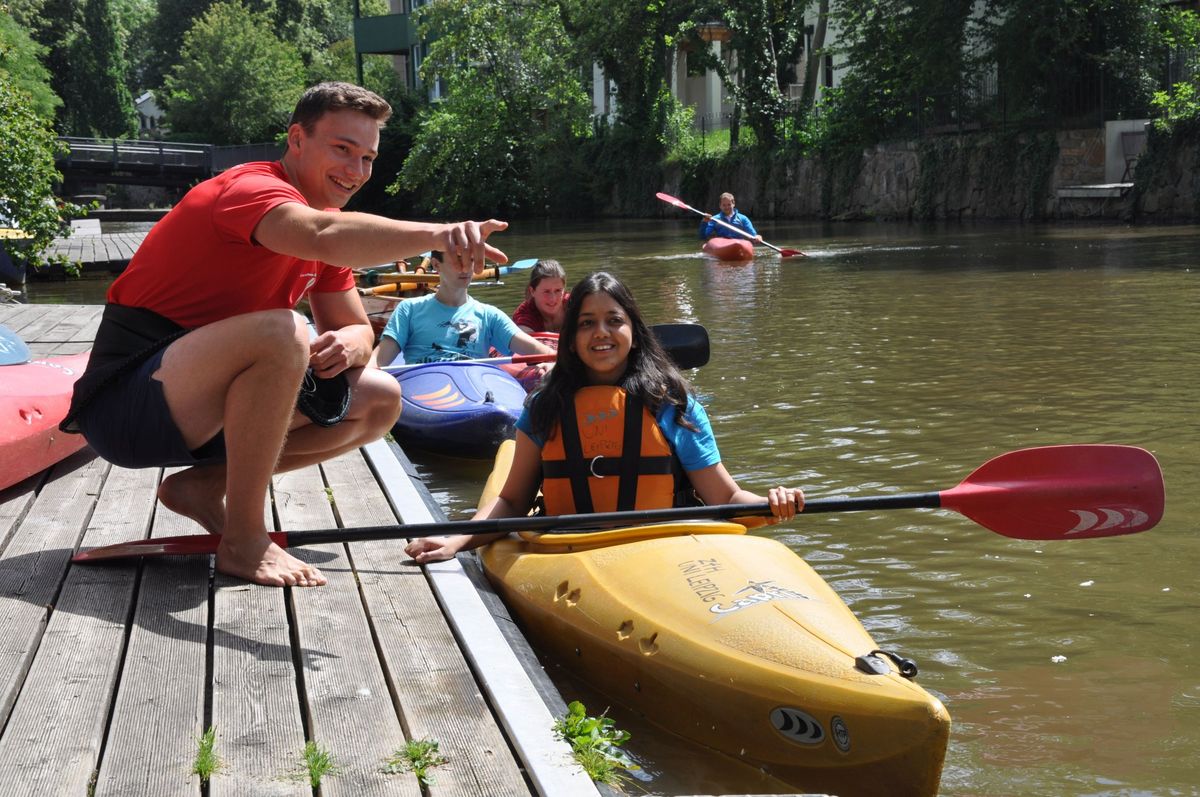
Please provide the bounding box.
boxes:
[215,534,327,587]
[158,467,227,534]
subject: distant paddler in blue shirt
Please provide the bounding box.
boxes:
[699,192,763,243]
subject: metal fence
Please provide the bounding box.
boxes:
[57,138,283,179]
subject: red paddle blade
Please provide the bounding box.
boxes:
[655,192,692,211]
[779,248,807,258]
[941,445,1164,540]
[71,531,287,562]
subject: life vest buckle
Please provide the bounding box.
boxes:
[589,455,606,479]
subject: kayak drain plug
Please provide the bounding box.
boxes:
[484,390,495,404]
[855,650,919,680]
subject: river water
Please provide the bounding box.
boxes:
[21,218,1199,796]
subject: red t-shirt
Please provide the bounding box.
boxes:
[108,161,354,328]
[512,292,569,333]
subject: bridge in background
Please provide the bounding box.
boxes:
[56,137,281,188]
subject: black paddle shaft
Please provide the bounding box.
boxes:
[276,492,944,548]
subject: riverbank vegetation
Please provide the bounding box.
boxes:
[1,0,1198,251]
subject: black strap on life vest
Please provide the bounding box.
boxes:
[557,399,595,514]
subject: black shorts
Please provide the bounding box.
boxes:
[76,347,226,468]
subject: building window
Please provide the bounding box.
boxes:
[823,54,834,88]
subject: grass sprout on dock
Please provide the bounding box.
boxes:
[191,726,221,783]
[385,738,448,785]
[301,740,338,788]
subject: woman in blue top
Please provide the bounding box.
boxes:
[405,271,803,563]
[699,192,764,243]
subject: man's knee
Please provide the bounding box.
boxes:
[354,369,402,430]
[252,310,310,369]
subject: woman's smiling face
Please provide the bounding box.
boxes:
[573,291,634,385]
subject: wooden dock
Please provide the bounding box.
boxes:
[43,229,147,275]
[0,303,600,797]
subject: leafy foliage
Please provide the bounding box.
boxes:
[552,700,638,785]
[65,0,137,136]
[395,0,592,217]
[689,0,808,150]
[162,1,306,144]
[1149,7,1200,134]
[0,79,87,271]
[0,9,61,118]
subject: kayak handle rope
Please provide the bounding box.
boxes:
[855,649,919,680]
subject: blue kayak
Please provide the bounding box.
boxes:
[390,361,528,458]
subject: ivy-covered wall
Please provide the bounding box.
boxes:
[661,129,1198,222]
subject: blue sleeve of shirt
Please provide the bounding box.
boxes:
[483,302,523,356]
[699,218,715,239]
[515,404,542,447]
[657,396,721,471]
[381,299,411,355]
[736,212,758,237]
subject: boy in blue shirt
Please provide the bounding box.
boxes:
[371,250,554,367]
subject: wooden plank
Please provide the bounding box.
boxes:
[0,449,105,730]
[333,446,534,797]
[0,464,157,792]
[0,303,44,333]
[95,468,211,797]
[208,486,308,797]
[274,460,418,797]
[39,304,101,346]
[8,304,83,345]
[364,442,599,797]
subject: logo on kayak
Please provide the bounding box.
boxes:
[770,707,824,745]
[678,558,726,604]
[708,580,811,616]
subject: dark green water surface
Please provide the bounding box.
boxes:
[25,218,1199,796]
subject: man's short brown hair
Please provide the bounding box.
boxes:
[290,82,392,133]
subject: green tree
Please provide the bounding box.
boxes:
[396,0,592,216]
[979,0,1167,126]
[65,0,137,136]
[818,0,980,151]
[691,0,808,149]
[143,0,215,90]
[556,0,698,155]
[0,80,86,270]
[109,0,157,94]
[0,9,62,119]
[162,1,306,144]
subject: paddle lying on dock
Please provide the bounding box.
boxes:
[0,324,31,365]
[656,192,806,258]
[382,322,709,374]
[71,445,1163,562]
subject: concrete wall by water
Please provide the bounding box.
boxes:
[668,128,1198,222]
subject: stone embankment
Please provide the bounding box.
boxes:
[668,128,1198,222]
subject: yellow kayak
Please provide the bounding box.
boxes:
[477,441,950,796]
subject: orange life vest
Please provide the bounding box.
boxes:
[540,386,681,515]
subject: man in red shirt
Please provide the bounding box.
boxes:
[63,82,508,588]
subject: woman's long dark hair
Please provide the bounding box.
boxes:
[528,272,696,441]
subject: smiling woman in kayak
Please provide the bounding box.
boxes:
[404,271,804,563]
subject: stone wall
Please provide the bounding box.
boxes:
[665,128,1198,222]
